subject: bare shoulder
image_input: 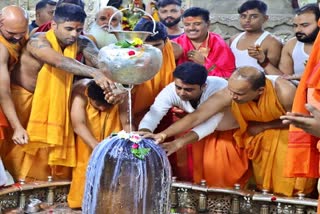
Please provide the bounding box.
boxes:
[170,40,183,60]
[27,32,51,49]
[78,35,98,50]
[29,27,39,37]
[207,87,232,107]
[29,32,47,41]
[0,43,9,62]
[264,34,282,47]
[72,78,91,94]
[274,77,296,111]
[282,37,297,53]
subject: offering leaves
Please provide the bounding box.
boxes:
[116,130,151,160]
[115,38,144,48]
[115,40,132,48]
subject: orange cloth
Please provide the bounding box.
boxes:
[285,22,320,178]
[0,84,32,179]
[0,35,26,139]
[2,85,70,181]
[68,101,122,208]
[0,35,26,66]
[24,29,76,168]
[232,79,316,196]
[132,39,176,124]
[192,129,249,187]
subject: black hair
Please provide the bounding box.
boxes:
[173,62,208,86]
[87,81,110,105]
[53,3,86,23]
[134,18,168,42]
[157,0,182,8]
[107,0,123,9]
[36,0,57,11]
[56,0,85,9]
[296,3,320,21]
[238,0,268,15]
[182,7,210,23]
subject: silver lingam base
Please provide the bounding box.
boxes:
[0,178,317,213]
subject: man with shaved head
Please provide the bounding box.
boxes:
[148,66,316,196]
[0,5,28,144]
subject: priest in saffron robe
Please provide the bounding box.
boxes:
[0,6,28,145]
[281,18,320,212]
[67,79,123,208]
[2,4,113,181]
[230,66,316,196]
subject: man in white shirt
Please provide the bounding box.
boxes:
[139,62,249,187]
[229,0,283,75]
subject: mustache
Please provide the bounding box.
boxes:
[295,32,306,37]
[165,16,175,21]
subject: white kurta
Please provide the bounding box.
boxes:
[139,76,228,140]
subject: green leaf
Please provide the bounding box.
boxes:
[115,40,132,48]
[131,148,151,160]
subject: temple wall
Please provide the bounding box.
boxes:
[1,0,297,41]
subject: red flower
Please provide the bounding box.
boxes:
[128,50,135,56]
[271,196,277,201]
[132,143,139,149]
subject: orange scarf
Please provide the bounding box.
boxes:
[232,78,286,153]
[24,29,77,167]
[284,21,320,178]
[231,79,316,196]
[0,34,26,66]
[132,39,176,124]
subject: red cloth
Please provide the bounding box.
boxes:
[35,21,52,33]
[173,32,235,78]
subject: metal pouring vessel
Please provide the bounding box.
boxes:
[98,7,163,85]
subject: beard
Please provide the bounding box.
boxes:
[88,22,120,48]
[160,16,181,28]
[296,27,319,43]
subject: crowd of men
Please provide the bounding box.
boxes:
[1,0,320,211]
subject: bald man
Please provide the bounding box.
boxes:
[0,6,28,144]
[149,66,316,196]
[88,6,122,48]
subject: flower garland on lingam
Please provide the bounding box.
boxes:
[111,130,151,160]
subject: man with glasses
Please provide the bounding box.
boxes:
[229,0,283,75]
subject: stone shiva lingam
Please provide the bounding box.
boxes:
[82,9,172,214]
